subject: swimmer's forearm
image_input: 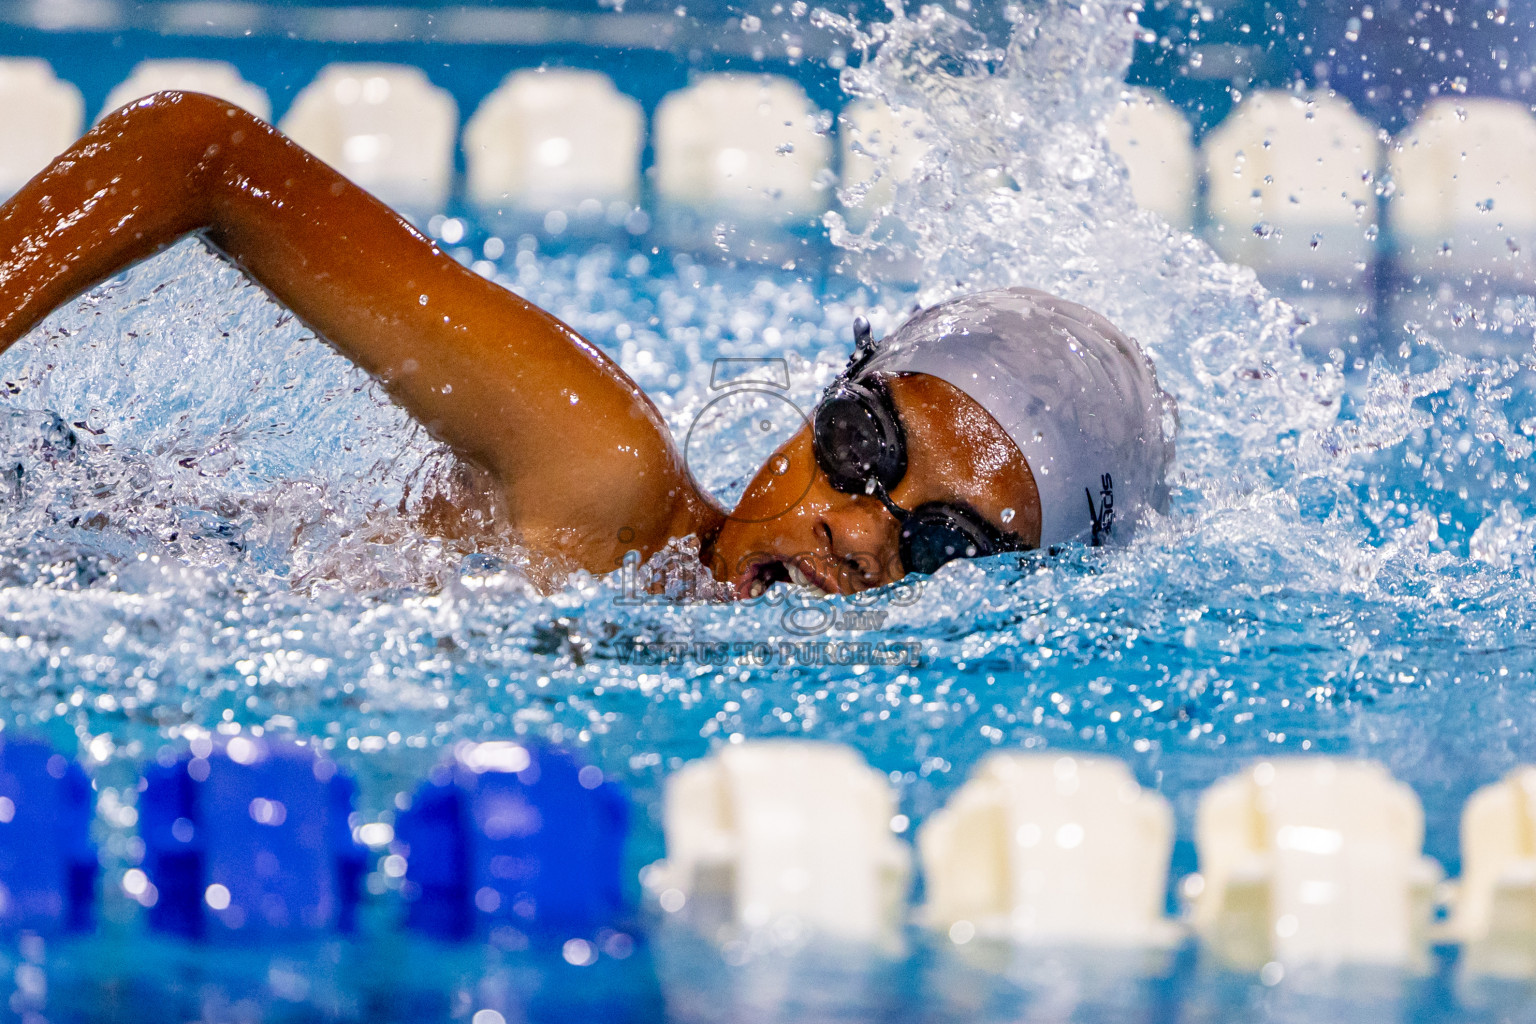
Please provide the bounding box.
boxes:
[0,91,715,562]
[0,92,608,468]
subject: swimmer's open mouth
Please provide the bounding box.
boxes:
[735,558,834,599]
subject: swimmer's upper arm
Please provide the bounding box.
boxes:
[0,91,708,565]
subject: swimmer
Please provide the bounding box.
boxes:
[0,91,1174,596]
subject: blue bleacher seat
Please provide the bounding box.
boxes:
[139,736,364,939]
[397,742,628,939]
[0,737,95,933]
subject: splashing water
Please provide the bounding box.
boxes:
[0,0,1534,884]
[825,0,1342,493]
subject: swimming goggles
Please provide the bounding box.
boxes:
[811,318,1029,576]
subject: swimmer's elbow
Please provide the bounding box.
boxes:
[83,90,302,235]
[93,90,277,196]
[98,89,267,134]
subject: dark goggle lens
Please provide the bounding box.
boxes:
[899,506,999,576]
[813,391,904,494]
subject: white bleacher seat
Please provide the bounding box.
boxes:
[918,753,1178,946]
[1450,767,1536,978]
[1203,90,1381,285]
[1194,758,1441,971]
[1389,97,1536,284]
[99,59,270,122]
[463,68,642,215]
[647,740,910,945]
[0,60,83,199]
[1103,87,1197,231]
[838,99,928,227]
[652,73,831,224]
[279,63,457,213]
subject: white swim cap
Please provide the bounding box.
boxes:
[858,287,1175,547]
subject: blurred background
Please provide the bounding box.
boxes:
[1,0,1533,363]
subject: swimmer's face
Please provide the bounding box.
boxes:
[712,373,1041,597]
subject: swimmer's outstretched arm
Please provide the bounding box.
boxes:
[0,91,722,571]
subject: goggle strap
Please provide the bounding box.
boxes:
[867,477,909,525]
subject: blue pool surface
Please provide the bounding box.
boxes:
[4,0,1536,1020]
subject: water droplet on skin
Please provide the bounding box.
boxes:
[570,393,580,404]
[772,455,790,475]
[418,294,428,306]
[1001,507,1016,524]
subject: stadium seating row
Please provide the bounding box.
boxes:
[11,731,1536,984]
[0,58,1529,287]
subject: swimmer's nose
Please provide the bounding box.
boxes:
[818,495,902,589]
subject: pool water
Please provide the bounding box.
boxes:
[4,0,1536,1020]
